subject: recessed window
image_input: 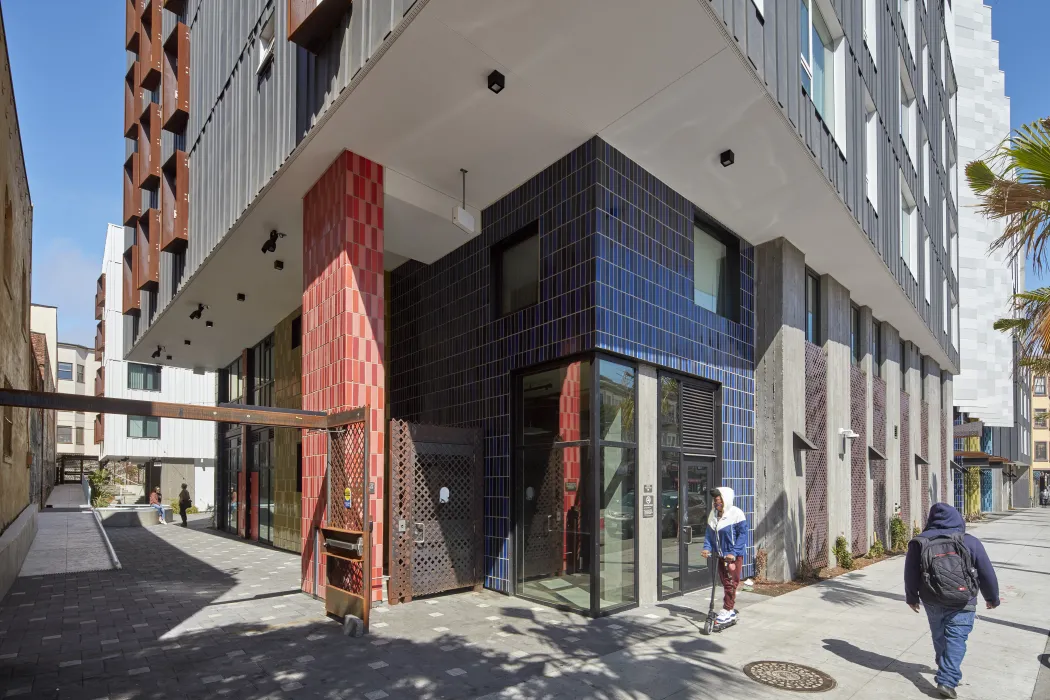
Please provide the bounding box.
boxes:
[1037,442,1048,462]
[900,341,907,388]
[900,65,916,163]
[128,415,161,439]
[1035,409,1047,429]
[850,305,862,365]
[128,363,162,392]
[58,362,73,381]
[494,222,539,317]
[257,12,276,73]
[924,232,931,303]
[693,223,736,318]
[75,427,84,445]
[805,272,820,344]
[57,426,73,444]
[864,89,878,210]
[800,0,835,129]
[2,380,11,459]
[901,177,917,275]
[1036,377,1047,397]
[76,365,85,383]
[871,318,882,378]
[863,0,877,62]
[291,315,302,349]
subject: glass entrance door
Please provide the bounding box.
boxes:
[658,374,720,598]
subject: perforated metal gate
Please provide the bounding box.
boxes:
[872,377,888,546]
[322,413,371,627]
[941,412,949,504]
[389,420,483,605]
[849,366,868,556]
[804,343,828,569]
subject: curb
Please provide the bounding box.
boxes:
[91,509,122,571]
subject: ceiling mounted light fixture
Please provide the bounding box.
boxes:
[261,229,285,254]
[189,303,207,320]
[166,355,172,361]
[184,339,192,346]
[720,149,735,167]
[487,69,505,94]
[151,346,163,359]
[273,260,284,271]
[205,321,214,328]
[237,293,246,302]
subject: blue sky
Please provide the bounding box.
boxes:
[2,2,1047,345]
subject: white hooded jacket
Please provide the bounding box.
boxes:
[703,486,748,558]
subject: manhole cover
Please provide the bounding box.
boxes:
[742,661,836,692]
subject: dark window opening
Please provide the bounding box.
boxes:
[128,363,162,392]
[871,318,882,378]
[805,272,820,344]
[493,221,540,317]
[291,315,302,349]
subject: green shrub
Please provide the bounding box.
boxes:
[833,536,854,570]
[169,499,200,515]
[867,537,886,559]
[87,468,114,508]
[890,516,909,552]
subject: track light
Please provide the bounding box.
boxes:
[189,303,207,320]
[261,230,285,254]
[151,346,162,359]
[487,70,505,94]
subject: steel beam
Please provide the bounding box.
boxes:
[0,388,328,429]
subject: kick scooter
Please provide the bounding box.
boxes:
[702,555,738,635]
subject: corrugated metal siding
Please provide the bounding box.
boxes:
[706,0,957,363]
[102,224,216,462]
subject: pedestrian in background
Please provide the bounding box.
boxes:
[178,483,192,527]
[148,486,165,525]
[904,503,1000,698]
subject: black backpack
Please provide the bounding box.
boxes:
[916,533,979,607]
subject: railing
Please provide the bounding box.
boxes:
[288,0,353,52]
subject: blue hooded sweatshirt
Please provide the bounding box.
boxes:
[903,503,1000,609]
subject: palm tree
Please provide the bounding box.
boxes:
[967,117,1050,369]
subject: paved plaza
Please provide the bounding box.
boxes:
[0,508,1046,699]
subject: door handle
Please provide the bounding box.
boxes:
[546,514,553,533]
[682,525,693,544]
[414,522,425,545]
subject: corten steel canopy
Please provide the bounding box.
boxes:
[0,387,357,429]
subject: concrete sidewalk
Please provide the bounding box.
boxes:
[481,508,1050,700]
[17,486,113,577]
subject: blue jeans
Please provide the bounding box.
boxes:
[151,504,165,521]
[925,603,976,688]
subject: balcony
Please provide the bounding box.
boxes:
[123,249,141,315]
[95,320,105,364]
[137,103,162,189]
[95,273,106,320]
[162,21,189,132]
[123,158,141,226]
[93,413,103,445]
[160,151,188,252]
[139,0,163,89]
[137,210,160,291]
[125,0,140,50]
[288,0,353,53]
[124,61,141,138]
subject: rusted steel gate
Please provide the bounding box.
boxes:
[316,408,373,631]
[388,420,483,604]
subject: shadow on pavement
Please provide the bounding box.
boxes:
[822,639,941,698]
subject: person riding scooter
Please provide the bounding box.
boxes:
[701,486,748,626]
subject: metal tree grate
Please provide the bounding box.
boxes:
[849,366,867,556]
[872,377,888,545]
[743,661,836,693]
[804,342,828,569]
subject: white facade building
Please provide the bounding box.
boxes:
[29,305,101,461]
[952,0,1018,428]
[98,224,217,509]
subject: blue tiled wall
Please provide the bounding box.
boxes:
[592,142,756,575]
[389,137,756,590]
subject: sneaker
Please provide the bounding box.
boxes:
[716,609,732,623]
[937,684,957,699]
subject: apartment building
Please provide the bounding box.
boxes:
[119,1,960,613]
[1033,376,1050,500]
[96,223,216,510]
[950,0,1030,512]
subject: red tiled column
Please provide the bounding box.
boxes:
[300,150,385,600]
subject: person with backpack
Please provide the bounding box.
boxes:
[904,503,1000,698]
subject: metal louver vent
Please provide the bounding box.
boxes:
[681,383,716,454]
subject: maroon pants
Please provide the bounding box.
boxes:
[718,557,742,611]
